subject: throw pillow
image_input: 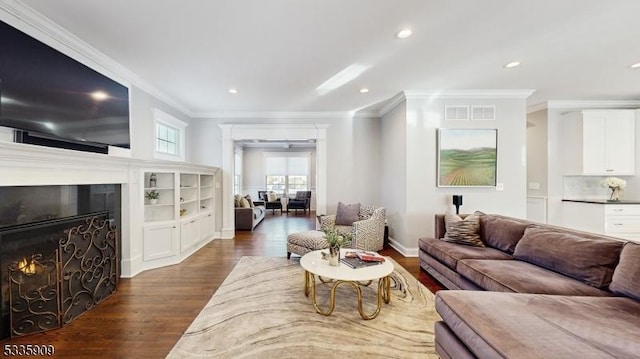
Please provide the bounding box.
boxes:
[441,213,485,247]
[234,194,242,208]
[267,192,277,202]
[239,197,251,208]
[609,242,640,301]
[244,194,254,208]
[336,202,361,226]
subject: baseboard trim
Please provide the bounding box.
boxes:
[389,237,419,257]
[120,254,142,278]
[221,228,235,239]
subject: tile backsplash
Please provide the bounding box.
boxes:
[563,176,616,200]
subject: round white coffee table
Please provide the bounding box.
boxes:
[300,248,394,320]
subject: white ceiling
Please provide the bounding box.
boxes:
[17,0,640,115]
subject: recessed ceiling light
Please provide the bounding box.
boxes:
[228,88,238,94]
[360,88,369,94]
[630,62,640,69]
[395,29,413,39]
[504,61,521,68]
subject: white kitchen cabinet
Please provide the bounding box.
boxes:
[562,110,635,175]
[562,201,640,243]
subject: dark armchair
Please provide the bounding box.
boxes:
[257,191,283,214]
[287,191,311,215]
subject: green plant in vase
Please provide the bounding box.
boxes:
[322,226,352,266]
[145,190,160,205]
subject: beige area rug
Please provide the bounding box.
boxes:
[167,256,440,359]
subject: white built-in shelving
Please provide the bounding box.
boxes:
[142,169,217,269]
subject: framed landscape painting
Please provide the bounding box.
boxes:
[437,129,497,187]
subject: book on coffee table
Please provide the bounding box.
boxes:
[340,257,384,269]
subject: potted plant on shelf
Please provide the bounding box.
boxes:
[145,190,160,205]
[322,226,352,266]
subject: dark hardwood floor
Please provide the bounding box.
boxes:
[0,211,443,358]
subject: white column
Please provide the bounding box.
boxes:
[315,125,328,215]
[219,124,235,239]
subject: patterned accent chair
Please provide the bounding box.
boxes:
[287,191,311,215]
[257,191,283,214]
[320,204,386,251]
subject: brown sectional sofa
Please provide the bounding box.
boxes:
[419,213,640,359]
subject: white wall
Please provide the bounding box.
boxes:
[380,102,407,248]
[129,86,192,160]
[400,97,528,253]
[188,116,382,219]
[527,109,548,197]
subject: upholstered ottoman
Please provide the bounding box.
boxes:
[287,230,328,259]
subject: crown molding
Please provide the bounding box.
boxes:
[0,0,194,117]
[527,102,548,114]
[404,89,536,99]
[195,111,352,120]
[377,91,408,118]
[546,100,640,110]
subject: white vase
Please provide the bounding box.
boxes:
[150,199,158,205]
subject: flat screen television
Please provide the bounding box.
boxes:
[0,20,130,153]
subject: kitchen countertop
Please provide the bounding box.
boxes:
[562,199,640,205]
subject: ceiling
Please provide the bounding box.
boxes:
[17,0,640,116]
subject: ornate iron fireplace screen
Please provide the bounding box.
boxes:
[7,213,118,337]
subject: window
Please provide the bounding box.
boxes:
[154,109,187,161]
[264,153,310,196]
[156,123,178,155]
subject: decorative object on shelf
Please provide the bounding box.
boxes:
[145,190,160,205]
[452,195,463,214]
[602,177,627,202]
[437,129,497,187]
[180,208,187,216]
[149,173,157,188]
[322,226,352,266]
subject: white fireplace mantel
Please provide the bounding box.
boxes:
[0,141,220,278]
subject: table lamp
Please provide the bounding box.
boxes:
[452,195,463,215]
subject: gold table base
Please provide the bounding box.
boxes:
[304,271,390,320]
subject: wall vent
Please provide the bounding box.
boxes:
[444,106,469,120]
[471,106,496,120]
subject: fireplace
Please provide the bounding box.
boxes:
[0,185,121,338]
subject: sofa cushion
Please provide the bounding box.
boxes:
[610,242,640,301]
[336,202,360,225]
[441,213,484,247]
[244,194,254,208]
[457,259,611,296]
[479,215,528,253]
[436,291,640,359]
[239,197,251,208]
[513,227,624,288]
[418,237,512,270]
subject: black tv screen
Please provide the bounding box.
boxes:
[0,20,130,150]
